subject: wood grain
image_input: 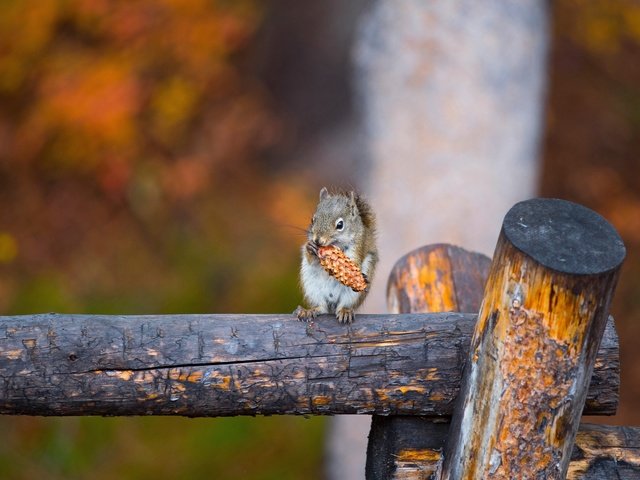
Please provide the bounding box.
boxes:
[568,424,640,479]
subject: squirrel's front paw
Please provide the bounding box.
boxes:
[336,308,354,324]
[294,305,318,322]
[305,241,319,257]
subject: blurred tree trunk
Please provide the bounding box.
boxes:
[326,1,549,479]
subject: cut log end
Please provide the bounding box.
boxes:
[503,198,625,275]
[386,244,490,314]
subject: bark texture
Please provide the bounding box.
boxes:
[0,311,618,417]
[386,244,491,316]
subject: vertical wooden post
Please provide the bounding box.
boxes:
[366,244,491,479]
[441,198,626,479]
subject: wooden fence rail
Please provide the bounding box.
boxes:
[0,312,619,417]
[366,198,631,479]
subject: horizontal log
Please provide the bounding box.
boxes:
[365,420,640,479]
[568,424,640,479]
[0,313,619,417]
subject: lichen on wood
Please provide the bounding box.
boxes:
[492,306,576,478]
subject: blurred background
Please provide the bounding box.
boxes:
[0,0,639,478]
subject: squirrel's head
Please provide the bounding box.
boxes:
[308,187,365,250]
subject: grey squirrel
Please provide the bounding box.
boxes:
[294,187,378,324]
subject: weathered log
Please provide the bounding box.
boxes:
[568,424,640,479]
[441,198,626,479]
[0,312,618,417]
[367,244,491,480]
[371,244,624,479]
[386,244,491,315]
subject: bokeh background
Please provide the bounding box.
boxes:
[0,1,639,478]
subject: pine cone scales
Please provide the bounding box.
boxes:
[317,245,368,292]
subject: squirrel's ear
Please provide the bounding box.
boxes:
[319,187,329,201]
[349,191,358,216]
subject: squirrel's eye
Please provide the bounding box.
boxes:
[335,218,344,231]
[311,215,316,224]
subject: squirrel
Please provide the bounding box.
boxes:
[294,187,378,324]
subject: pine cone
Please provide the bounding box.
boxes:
[317,245,368,292]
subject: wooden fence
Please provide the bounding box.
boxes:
[1,198,638,479]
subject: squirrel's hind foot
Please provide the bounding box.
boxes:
[294,305,319,322]
[336,308,354,324]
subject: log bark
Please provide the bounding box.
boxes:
[367,244,491,480]
[0,312,618,417]
[441,198,626,479]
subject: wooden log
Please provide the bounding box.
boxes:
[0,312,618,417]
[366,322,621,480]
[568,424,640,479]
[386,244,491,315]
[441,198,626,479]
[367,244,491,480]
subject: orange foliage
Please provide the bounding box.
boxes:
[0,0,307,322]
[0,0,269,194]
[560,0,640,55]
